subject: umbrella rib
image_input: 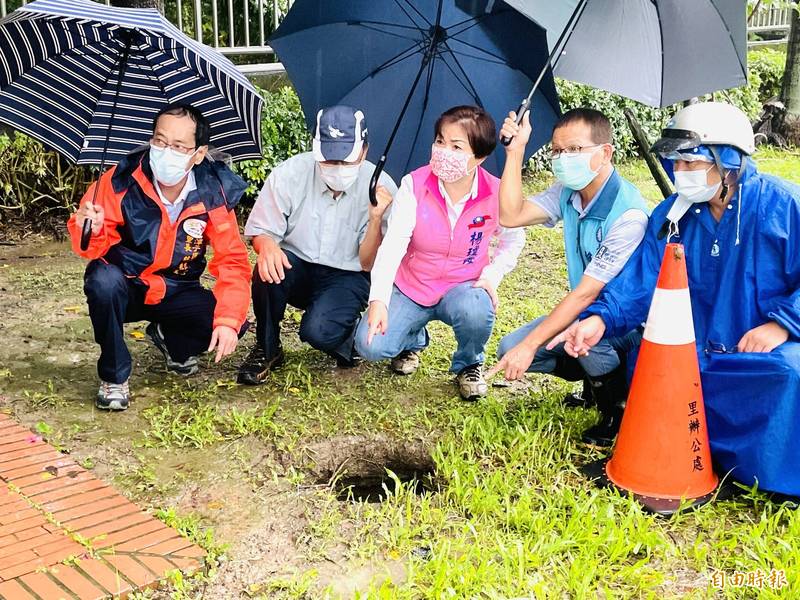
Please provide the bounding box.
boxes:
[389,0,429,30]
[653,0,666,105]
[397,0,432,28]
[353,20,422,32]
[437,45,482,105]
[446,38,507,65]
[446,17,487,40]
[707,1,747,85]
[355,23,420,43]
[368,42,424,78]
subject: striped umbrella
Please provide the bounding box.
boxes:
[0,0,263,165]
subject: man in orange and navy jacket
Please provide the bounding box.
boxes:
[67,103,251,411]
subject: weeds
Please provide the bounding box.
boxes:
[156,507,229,567]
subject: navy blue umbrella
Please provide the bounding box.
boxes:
[0,0,263,248]
[270,0,560,200]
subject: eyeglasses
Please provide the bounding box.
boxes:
[150,137,196,156]
[548,144,605,160]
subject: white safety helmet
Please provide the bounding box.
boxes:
[652,102,754,243]
[650,101,755,156]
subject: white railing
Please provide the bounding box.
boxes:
[749,4,793,33]
[0,1,792,72]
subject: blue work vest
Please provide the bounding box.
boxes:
[559,169,650,289]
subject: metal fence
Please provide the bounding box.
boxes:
[748,4,793,47]
[0,0,793,73]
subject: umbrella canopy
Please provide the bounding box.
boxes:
[483,0,747,108]
[270,0,560,181]
[0,0,263,164]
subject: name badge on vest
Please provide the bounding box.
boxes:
[183,218,207,240]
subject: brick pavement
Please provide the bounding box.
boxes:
[0,413,205,599]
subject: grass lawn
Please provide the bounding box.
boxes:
[0,150,798,599]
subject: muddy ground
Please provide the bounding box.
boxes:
[0,236,555,598]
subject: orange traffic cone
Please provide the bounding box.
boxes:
[601,243,718,514]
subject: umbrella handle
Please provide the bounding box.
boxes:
[368,157,386,207]
[500,98,531,147]
[80,218,93,251]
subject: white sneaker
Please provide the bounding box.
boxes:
[96,380,130,411]
[456,364,488,401]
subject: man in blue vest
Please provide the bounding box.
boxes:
[487,108,649,447]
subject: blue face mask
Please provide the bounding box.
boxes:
[551,150,601,190]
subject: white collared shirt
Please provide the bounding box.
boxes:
[153,170,197,224]
[243,152,398,272]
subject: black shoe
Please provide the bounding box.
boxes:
[336,353,363,369]
[581,404,625,447]
[581,365,629,447]
[146,323,199,376]
[564,377,593,408]
[237,345,285,385]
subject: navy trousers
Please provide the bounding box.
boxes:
[84,260,216,384]
[252,251,369,362]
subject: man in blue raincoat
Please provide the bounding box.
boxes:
[559,102,800,499]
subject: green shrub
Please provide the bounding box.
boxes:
[233,85,311,198]
[0,132,92,229]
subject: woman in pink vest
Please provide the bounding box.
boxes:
[355,106,525,400]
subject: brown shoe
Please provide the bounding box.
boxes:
[390,350,421,375]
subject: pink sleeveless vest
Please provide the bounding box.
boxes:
[394,165,501,306]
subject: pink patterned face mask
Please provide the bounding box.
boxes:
[430,145,474,183]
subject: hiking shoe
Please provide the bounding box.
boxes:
[456,364,488,401]
[237,345,285,385]
[336,352,363,369]
[146,323,199,376]
[96,380,130,411]
[390,350,421,375]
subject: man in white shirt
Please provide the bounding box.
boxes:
[238,105,397,384]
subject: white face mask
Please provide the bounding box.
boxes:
[149,144,197,186]
[673,166,720,205]
[318,162,361,192]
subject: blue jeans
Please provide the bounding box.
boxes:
[355,283,495,373]
[497,315,641,378]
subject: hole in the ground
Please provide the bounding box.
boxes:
[334,467,436,503]
[297,435,437,503]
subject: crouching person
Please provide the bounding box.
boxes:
[355,106,525,401]
[488,108,649,447]
[67,104,252,411]
[237,105,397,384]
